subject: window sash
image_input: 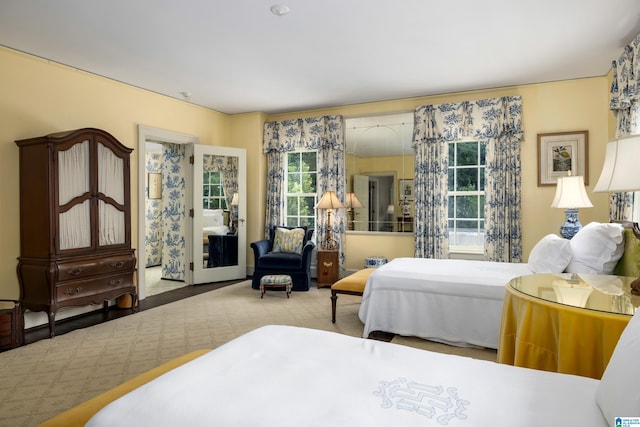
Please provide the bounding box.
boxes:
[203,171,226,210]
[285,151,317,230]
[448,141,485,253]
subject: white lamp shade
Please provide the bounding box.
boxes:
[230,193,239,205]
[315,191,345,210]
[594,135,640,192]
[552,283,593,307]
[551,175,593,208]
[345,192,364,209]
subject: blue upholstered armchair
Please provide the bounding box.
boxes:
[251,226,315,291]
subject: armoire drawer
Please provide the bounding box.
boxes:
[57,255,135,281]
[56,273,134,302]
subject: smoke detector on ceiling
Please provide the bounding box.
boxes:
[270,4,290,16]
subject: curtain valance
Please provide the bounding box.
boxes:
[413,96,523,145]
[608,32,640,220]
[610,33,640,113]
[263,115,344,153]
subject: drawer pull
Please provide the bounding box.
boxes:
[64,287,83,295]
[323,261,333,268]
[109,279,122,287]
[111,261,125,269]
[68,267,83,276]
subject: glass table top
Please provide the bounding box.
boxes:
[508,273,640,316]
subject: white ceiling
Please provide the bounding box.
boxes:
[1,1,640,115]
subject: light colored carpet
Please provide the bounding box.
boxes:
[0,280,495,427]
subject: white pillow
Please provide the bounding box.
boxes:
[565,222,624,274]
[595,309,640,423]
[203,209,224,227]
[528,234,572,273]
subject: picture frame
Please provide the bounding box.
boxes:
[148,173,162,199]
[399,179,414,201]
[537,131,589,186]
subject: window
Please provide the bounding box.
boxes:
[448,140,485,253]
[203,171,227,210]
[285,151,317,230]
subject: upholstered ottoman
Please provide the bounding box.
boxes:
[260,274,293,298]
[330,268,376,323]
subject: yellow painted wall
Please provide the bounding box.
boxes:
[0,47,230,299]
[348,154,414,225]
[0,45,614,298]
[227,112,268,264]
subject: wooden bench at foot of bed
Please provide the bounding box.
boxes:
[39,349,211,427]
[330,268,376,323]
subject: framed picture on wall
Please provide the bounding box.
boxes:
[399,179,414,200]
[537,130,589,186]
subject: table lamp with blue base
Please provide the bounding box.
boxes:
[551,174,593,239]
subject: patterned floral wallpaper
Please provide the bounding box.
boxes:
[161,144,187,281]
[145,152,162,267]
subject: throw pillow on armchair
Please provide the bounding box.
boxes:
[272,227,306,254]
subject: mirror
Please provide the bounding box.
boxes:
[202,153,240,270]
[345,112,415,233]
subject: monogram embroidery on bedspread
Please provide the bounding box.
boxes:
[374,377,469,425]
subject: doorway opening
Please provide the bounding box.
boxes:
[137,126,199,301]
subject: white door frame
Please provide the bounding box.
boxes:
[137,125,199,301]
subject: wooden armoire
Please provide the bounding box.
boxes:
[15,128,137,337]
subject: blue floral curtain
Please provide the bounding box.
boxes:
[412,104,458,258]
[203,155,239,222]
[609,33,640,220]
[263,116,345,263]
[412,96,523,262]
[477,97,524,262]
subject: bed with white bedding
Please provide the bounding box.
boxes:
[202,208,230,239]
[84,315,640,427]
[359,258,533,348]
[358,223,629,349]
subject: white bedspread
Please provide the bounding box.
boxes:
[86,325,605,427]
[358,258,533,348]
[202,225,230,239]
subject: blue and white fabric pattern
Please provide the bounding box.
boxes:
[203,154,239,222]
[263,115,345,266]
[609,32,640,221]
[161,143,186,281]
[413,96,523,262]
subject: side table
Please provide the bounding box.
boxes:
[0,300,24,351]
[498,273,639,379]
[317,250,339,288]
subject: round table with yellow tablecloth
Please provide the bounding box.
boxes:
[497,273,639,379]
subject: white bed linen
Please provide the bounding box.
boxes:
[202,225,230,239]
[358,258,533,348]
[86,325,605,427]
